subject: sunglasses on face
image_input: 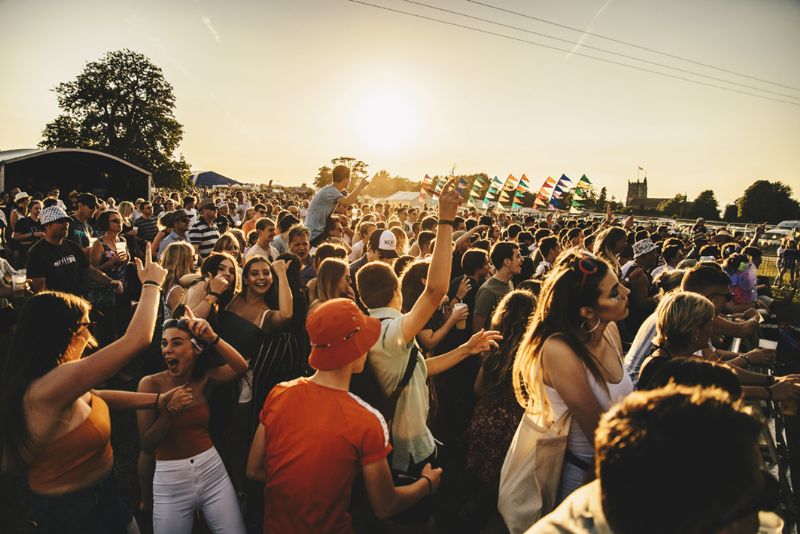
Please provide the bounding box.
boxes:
[108,219,121,224]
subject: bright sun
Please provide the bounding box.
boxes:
[355,88,418,153]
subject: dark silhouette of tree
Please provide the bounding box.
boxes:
[736,180,800,223]
[722,204,738,222]
[39,49,190,188]
[658,194,689,217]
[313,166,333,188]
[687,190,719,220]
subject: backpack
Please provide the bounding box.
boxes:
[349,318,419,429]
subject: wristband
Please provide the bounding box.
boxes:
[208,291,222,298]
[154,392,161,411]
[437,220,455,227]
[208,334,221,347]
[142,281,162,289]
[420,475,433,495]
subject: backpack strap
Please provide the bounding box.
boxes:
[377,317,419,424]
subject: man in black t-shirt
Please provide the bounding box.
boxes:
[27,206,121,297]
[67,193,97,251]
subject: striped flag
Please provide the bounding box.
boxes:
[498,174,518,206]
[467,175,489,207]
[481,176,504,208]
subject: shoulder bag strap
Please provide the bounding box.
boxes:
[375,317,419,423]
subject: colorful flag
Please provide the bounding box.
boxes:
[512,174,531,209]
[533,176,557,209]
[481,176,504,207]
[498,174,518,207]
[467,175,488,207]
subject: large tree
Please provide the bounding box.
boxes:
[687,190,719,220]
[40,49,190,188]
[736,180,800,223]
[657,194,689,217]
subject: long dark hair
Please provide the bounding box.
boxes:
[480,290,537,400]
[0,292,90,472]
[400,260,430,313]
[199,252,238,311]
[513,249,611,408]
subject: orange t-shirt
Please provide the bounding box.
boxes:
[259,378,392,534]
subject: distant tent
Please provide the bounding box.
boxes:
[0,148,152,200]
[192,171,241,187]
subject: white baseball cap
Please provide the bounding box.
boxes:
[369,229,398,259]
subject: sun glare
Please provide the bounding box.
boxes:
[355,88,418,153]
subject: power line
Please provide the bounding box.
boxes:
[466,0,800,93]
[346,0,800,107]
[400,0,800,101]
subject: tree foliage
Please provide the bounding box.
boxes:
[736,180,800,223]
[657,194,689,217]
[722,204,738,222]
[39,49,190,188]
[687,190,719,220]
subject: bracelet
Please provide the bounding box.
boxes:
[742,354,751,367]
[766,386,773,403]
[420,475,433,495]
[208,290,222,298]
[142,281,162,289]
[437,220,455,227]
[208,334,221,347]
[154,392,161,411]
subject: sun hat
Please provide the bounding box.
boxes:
[14,192,30,204]
[633,238,659,258]
[369,229,399,259]
[40,206,70,225]
[307,298,381,371]
[198,198,218,210]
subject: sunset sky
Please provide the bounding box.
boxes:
[1,0,798,205]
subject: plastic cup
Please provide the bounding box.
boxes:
[88,236,97,247]
[759,511,784,533]
[115,241,127,255]
[12,270,26,297]
[453,302,468,330]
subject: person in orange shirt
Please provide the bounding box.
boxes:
[241,203,267,240]
[246,298,442,533]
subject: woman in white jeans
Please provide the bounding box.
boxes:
[137,309,248,534]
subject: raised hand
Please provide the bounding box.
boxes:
[135,242,167,286]
[456,276,472,300]
[182,307,218,344]
[272,259,288,277]
[208,273,230,295]
[437,179,463,221]
[465,329,503,354]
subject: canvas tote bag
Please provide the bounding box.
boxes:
[498,355,572,534]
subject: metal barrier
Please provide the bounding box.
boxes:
[737,334,797,532]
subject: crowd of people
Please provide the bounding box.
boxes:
[0,166,797,534]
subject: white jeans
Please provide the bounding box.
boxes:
[152,447,245,534]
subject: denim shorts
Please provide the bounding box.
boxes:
[29,472,133,534]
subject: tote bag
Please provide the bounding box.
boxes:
[498,356,571,534]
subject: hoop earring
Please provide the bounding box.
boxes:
[580,317,601,334]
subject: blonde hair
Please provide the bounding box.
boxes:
[117,201,134,222]
[655,291,715,354]
[390,226,408,255]
[161,242,196,290]
[314,258,348,303]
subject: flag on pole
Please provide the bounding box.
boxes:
[498,174,518,207]
[467,175,488,207]
[418,174,435,202]
[481,176,504,207]
[512,174,531,209]
[571,174,594,211]
[549,175,572,210]
[533,176,557,209]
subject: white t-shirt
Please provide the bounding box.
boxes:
[367,307,435,472]
[244,242,278,261]
[349,239,366,261]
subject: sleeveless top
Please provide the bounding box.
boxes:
[162,284,184,321]
[99,238,128,284]
[154,403,213,461]
[217,308,266,362]
[27,394,114,493]
[544,330,633,459]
